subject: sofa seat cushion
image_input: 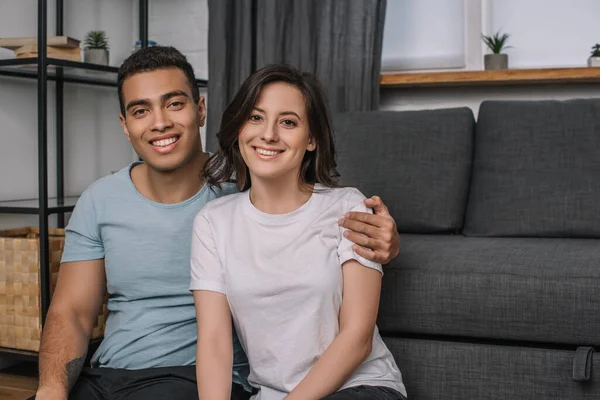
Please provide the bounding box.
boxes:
[464,99,600,237]
[384,338,599,400]
[333,108,475,234]
[378,234,600,346]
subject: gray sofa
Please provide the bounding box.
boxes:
[333,98,599,399]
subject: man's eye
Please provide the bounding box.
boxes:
[133,109,147,116]
[169,101,184,108]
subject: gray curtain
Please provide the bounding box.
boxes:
[206,0,387,152]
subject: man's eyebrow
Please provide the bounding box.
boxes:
[253,107,302,120]
[126,90,191,112]
[161,90,191,103]
[126,98,151,111]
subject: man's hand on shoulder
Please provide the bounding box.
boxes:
[338,196,400,264]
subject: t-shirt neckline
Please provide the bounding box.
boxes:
[126,161,209,209]
[242,184,323,224]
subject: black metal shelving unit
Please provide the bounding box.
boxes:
[0,0,207,359]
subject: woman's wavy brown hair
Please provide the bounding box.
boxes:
[203,64,339,191]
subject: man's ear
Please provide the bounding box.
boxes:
[307,136,317,152]
[197,96,206,127]
[119,114,131,142]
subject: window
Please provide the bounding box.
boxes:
[490,0,600,68]
[381,0,466,72]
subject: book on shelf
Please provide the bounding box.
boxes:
[14,43,82,62]
[0,35,80,50]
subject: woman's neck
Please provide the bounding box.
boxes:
[249,176,314,215]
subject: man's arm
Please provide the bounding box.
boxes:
[338,196,400,264]
[194,290,233,400]
[36,259,106,400]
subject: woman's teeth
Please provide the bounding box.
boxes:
[152,137,178,147]
[255,148,279,156]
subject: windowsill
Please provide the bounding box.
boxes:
[380,67,600,88]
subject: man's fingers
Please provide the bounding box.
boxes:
[343,211,392,230]
[340,217,380,239]
[352,245,384,264]
[344,230,374,248]
[364,196,391,217]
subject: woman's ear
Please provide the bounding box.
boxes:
[307,136,317,152]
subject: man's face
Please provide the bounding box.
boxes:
[119,68,205,172]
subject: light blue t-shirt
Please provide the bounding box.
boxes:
[61,162,249,388]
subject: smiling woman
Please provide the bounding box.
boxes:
[205,64,338,192]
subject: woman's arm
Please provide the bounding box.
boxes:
[284,260,382,400]
[194,290,233,400]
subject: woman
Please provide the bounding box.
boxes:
[190,64,407,400]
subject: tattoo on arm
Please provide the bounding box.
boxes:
[65,353,86,391]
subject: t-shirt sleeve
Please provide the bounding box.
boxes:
[189,211,227,294]
[61,189,105,263]
[337,189,383,275]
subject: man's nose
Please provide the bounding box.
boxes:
[151,109,173,132]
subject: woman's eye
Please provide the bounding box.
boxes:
[282,119,296,127]
[249,115,262,122]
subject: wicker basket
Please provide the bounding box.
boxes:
[0,227,108,352]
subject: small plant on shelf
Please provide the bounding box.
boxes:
[84,30,109,50]
[481,31,511,70]
[589,43,600,67]
[83,30,109,66]
[482,32,511,54]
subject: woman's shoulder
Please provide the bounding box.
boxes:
[315,185,367,203]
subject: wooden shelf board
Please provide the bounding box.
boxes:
[380,67,600,88]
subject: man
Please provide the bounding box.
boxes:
[35,46,401,400]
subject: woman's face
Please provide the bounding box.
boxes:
[238,82,316,185]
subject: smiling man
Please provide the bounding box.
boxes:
[35,46,401,400]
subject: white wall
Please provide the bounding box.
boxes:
[381,0,600,115]
[0,0,209,230]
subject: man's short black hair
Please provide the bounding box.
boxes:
[117,46,200,116]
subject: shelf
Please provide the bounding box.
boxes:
[0,196,79,215]
[0,347,38,362]
[0,57,208,87]
[380,67,600,88]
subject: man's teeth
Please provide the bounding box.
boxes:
[255,148,279,156]
[152,137,178,147]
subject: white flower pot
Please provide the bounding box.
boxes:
[588,57,600,67]
[484,54,508,70]
[84,48,109,66]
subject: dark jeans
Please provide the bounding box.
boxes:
[69,366,250,400]
[321,385,407,400]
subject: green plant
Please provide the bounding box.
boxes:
[84,30,109,50]
[482,31,511,54]
[591,44,600,57]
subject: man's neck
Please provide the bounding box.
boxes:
[249,174,313,214]
[131,152,210,204]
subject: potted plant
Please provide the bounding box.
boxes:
[588,44,600,67]
[84,30,109,65]
[482,31,511,70]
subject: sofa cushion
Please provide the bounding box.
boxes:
[384,338,599,400]
[377,234,600,346]
[464,99,600,237]
[333,109,475,233]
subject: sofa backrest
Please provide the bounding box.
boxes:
[333,109,475,234]
[464,99,600,238]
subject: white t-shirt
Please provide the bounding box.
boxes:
[190,185,406,400]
